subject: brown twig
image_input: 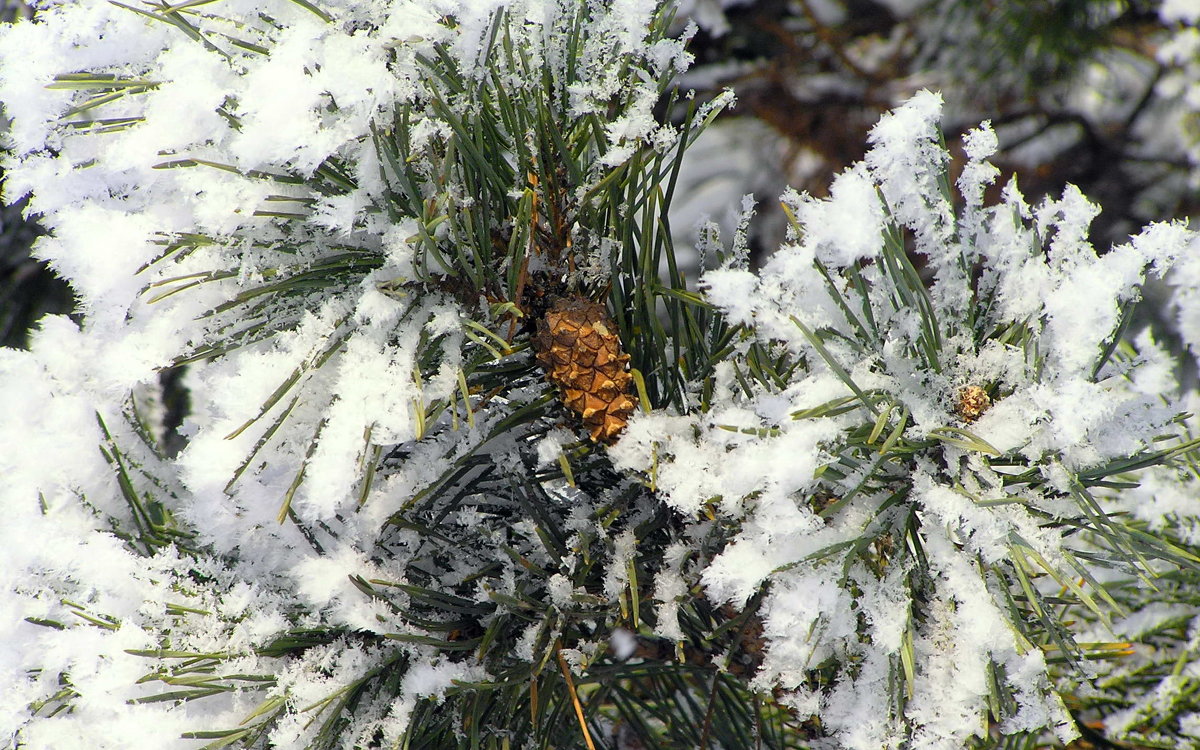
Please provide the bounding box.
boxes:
[530,674,539,727]
[556,645,597,750]
[794,0,873,81]
[698,671,721,750]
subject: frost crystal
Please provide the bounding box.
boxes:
[616,94,1198,748]
[2,1,1199,748]
[0,0,685,745]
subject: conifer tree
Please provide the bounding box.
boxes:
[1,1,1200,749]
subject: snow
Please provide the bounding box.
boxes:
[1,0,1199,748]
[866,90,953,253]
[1163,0,1200,24]
[754,569,856,690]
[619,89,1197,748]
[609,627,638,659]
[802,163,887,266]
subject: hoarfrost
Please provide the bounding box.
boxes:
[0,0,684,743]
[617,91,1197,748]
[1,1,1198,748]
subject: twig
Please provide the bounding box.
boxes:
[698,670,721,750]
[794,0,873,81]
[1121,63,1163,133]
[530,675,538,727]
[556,646,596,750]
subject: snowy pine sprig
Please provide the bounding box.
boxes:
[3,1,1200,749]
[611,91,1200,748]
[0,0,738,747]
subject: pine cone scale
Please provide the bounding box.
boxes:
[534,296,637,443]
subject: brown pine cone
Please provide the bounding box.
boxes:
[955,385,991,422]
[533,296,637,444]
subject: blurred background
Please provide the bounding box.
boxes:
[670,0,1198,252]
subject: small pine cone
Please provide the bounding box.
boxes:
[534,296,637,443]
[955,385,991,422]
